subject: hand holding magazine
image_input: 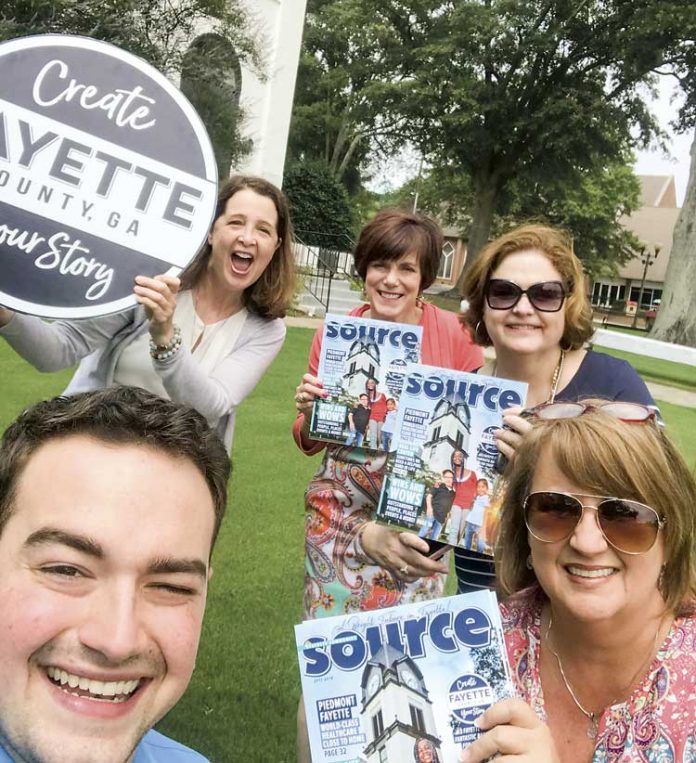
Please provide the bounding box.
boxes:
[296,590,513,762]
[374,365,527,555]
[309,315,423,450]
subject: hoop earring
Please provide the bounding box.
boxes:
[475,320,488,344]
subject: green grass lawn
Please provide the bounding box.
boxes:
[423,291,461,313]
[0,326,694,761]
[597,346,696,392]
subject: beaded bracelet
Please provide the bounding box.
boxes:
[149,325,182,361]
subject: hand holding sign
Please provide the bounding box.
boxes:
[133,274,180,346]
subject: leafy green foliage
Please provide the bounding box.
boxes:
[284,161,355,245]
[289,0,696,281]
[405,0,696,278]
[286,0,424,188]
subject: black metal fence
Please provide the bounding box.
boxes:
[294,229,355,315]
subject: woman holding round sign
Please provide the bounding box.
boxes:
[454,224,654,594]
[0,175,295,451]
[458,403,696,762]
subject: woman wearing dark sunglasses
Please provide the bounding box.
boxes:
[459,404,695,763]
[455,224,654,594]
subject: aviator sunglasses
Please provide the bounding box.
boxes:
[524,491,665,554]
[485,279,566,312]
[523,400,664,554]
[529,400,659,423]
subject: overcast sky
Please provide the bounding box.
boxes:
[634,77,693,206]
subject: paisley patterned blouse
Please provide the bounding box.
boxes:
[501,587,696,762]
[293,302,483,619]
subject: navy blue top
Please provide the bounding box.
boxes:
[454,349,655,593]
[554,349,654,405]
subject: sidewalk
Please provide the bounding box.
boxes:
[284,317,696,408]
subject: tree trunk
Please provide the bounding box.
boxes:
[450,180,500,296]
[650,132,696,348]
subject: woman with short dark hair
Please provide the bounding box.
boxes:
[294,209,483,761]
[293,208,483,617]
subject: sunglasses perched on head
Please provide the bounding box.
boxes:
[529,401,659,424]
[485,279,566,312]
[524,491,665,554]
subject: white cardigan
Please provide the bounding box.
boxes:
[0,296,286,450]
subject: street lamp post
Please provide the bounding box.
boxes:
[630,243,661,330]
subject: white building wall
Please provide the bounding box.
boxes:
[235,0,308,185]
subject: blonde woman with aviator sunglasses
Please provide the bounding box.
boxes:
[459,402,695,763]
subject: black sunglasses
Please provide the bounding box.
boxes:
[524,491,665,555]
[485,279,566,312]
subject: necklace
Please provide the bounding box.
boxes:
[548,349,565,403]
[544,615,662,740]
[493,348,566,404]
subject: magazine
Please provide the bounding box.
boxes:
[296,590,513,762]
[309,314,423,450]
[374,365,528,555]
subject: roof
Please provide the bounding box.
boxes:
[617,175,681,281]
[638,175,678,208]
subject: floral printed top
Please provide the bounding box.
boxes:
[501,587,696,762]
[293,302,483,619]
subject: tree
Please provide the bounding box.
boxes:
[0,0,263,173]
[400,154,641,278]
[650,133,696,346]
[286,0,424,190]
[283,161,355,246]
[403,0,696,290]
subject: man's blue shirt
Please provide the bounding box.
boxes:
[0,730,209,762]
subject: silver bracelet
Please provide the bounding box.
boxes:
[149,325,182,361]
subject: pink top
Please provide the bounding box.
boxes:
[501,587,696,762]
[293,301,484,454]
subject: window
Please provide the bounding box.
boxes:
[431,426,441,442]
[410,705,425,733]
[372,710,384,739]
[630,287,660,309]
[378,748,388,763]
[592,281,625,308]
[438,241,455,280]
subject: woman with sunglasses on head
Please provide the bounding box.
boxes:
[455,223,654,593]
[459,402,695,763]
[0,175,295,451]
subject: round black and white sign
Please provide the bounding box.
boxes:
[0,34,217,318]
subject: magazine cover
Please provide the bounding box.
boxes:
[374,365,527,555]
[309,314,423,450]
[296,590,513,763]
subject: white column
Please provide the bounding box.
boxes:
[234,0,308,186]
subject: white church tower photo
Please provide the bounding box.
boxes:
[360,644,441,761]
[421,398,471,474]
[342,338,380,398]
